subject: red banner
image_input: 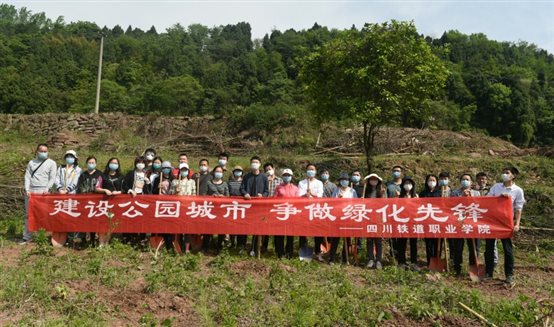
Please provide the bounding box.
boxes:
[28,194,514,238]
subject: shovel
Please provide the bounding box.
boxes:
[429,238,447,272]
[51,232,68,248]
[299,245,314,262]
[320,237,330,254]
[469,239,485,282]
[149,235,164,249]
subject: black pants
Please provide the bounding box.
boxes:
[367,238,382,262]
[425,238,442,266]
[314,237,324,255]
[250,235,269,253]
[485,238,513,277]
[392,238,418,265]
[274,235,294,258]
[236,235,247,248]
[451,238,481,274]
[328,237,352,263]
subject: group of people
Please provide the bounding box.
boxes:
[23,143,525,284]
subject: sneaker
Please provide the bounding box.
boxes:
[328,261,335,266]
[366,260,375,269]
[376,261,383,270]
[18,239,32,245]
[249,250,256,257]
[411,264,421,272]
[505,275,514,285]
[316,253,324,262]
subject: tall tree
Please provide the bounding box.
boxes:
[302,21,448,171]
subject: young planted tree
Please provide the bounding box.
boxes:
[301,21,448,172]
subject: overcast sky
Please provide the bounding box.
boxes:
[4,1,554,53]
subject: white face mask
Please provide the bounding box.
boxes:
[428,181,437,189]
[266,169,274,176]
[136,163,145,170]
[502,173,511,182]
[199,165,208,173]
[251,162,260,171]
[403,184,413,192]
[145,154,154,161]
[218,159,227,166]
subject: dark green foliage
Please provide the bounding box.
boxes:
[0,4,553,146]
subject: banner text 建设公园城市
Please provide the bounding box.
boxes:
[28,194,514,239]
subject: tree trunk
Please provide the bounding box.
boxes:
[362,121,376,173]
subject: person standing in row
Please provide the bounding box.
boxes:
[95,157,124,246]
[273,169,299,259]
[22,143,57,245]
[298,163,324,261]
[419,174,442,267]
[328,172,357,265]
[77,156,102,247]
[170,163,196,253]
[54,150,82,245]
[320,168,337,198]
[240,156,269,257]
[364,173,386,269]
[451,173,481,276]
[263,163,282,254]
[485,167,525,285]
[393,177,419,270]
[228,165,244,249]
[207,165,230,251]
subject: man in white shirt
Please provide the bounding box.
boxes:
[23,144,57,244]
[485,166,526,285]
[298,163,325,261]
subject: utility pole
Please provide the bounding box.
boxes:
[94,35,104,114]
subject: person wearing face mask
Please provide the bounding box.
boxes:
[327,172,358,264]
[484,167,526,285]
[419,174,443,267]
[227,166,244,249]
[473,172,498,267]
[273,169,300,259]
[438,172,452,197]
[202,165,229,252]
[228,166,244,196]
[217,152,229,172]
[240,156,269,257]
[143,148,157,170]
[76,156,102,247]
[386,165,403,198]
[364,174,386,269]
[172,153,194,180]
[320,168,337,198]
[152,161,174,195]
[392,177,419,270]
[170,163,196,196]
[317,168,336,260]
[22,143,57,245]
[95,157,124,247]
[123,156,151,197]
[147,156,163,190]
[351,170,364,198]
[53,150,82,246]
[170,162,197,254]
[262,163,282,254]
[55,150,82,195]
[298,163,325,260]
[451,173,482,277]
[194,159,213,196]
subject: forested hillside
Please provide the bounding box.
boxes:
[0,4,553,147]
